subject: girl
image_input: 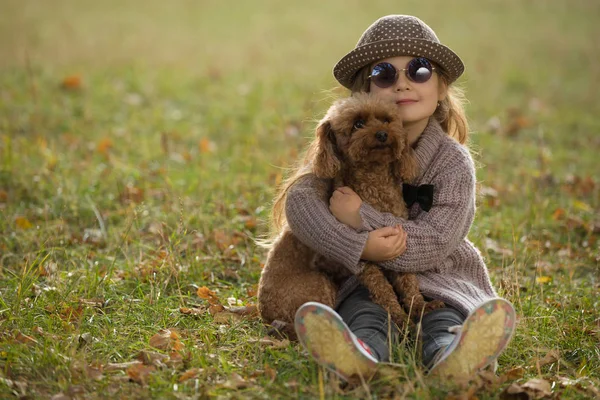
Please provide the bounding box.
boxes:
[271,15,516,382]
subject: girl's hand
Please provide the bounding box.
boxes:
[329,186,364,230]
[361,225,407,262]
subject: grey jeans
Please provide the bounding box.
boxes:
[336,285,465,367]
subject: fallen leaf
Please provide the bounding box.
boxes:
[264,364,277,381]
[120,184,144,204]
[213,311,242,324]
[104,361,143,372]
[227,305,258,317]
[220,372,249,390]
[97,138,113,156]
[503,366,525,381]
[536,276,552,284]
[127,363,155,386]
[0,190,8,202]
[573,200,592,213]
[179,368,202,382]
[15,216,32,230]
[538,349,560,367]
[137,351,168,367]
[85,364,104,381]
[148,329,182,351]
[197,287,220,305]
[15,332,38,345]
[199,138,216,153]
[208,304,226,315]
[501,378,552,399]
[249,337,290,349]
[179,306,206,316]
[551,208,565,220]
[166,351,184,369]
[246,285,258,298]
[61,75,82,90]
[59,305,84,323]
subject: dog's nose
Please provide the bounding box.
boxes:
[375,131,388,142]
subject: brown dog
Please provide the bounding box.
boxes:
[257,93,443,339]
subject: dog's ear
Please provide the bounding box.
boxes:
[313,121,341,179]
[394,145,419,183]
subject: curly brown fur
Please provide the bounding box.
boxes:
[257,93,442,338]
[313,93,443,327]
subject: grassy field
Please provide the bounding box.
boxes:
[1,0,599,398]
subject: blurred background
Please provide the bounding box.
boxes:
[0,1,598,398]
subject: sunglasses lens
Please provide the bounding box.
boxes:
[371,63,397,88]
[407,58,433,83]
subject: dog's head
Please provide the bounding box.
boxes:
[313,92,418,182]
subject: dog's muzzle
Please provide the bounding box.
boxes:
[375,131,388,142]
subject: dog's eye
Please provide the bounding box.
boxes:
[353,119,365,130]
[384,118,391,124]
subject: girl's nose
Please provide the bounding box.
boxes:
[395,72,411,91]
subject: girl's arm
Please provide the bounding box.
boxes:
[359,167,475,273]
[284,174,369,274]
[285,174,406,274]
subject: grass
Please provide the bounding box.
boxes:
[1,0,599,398]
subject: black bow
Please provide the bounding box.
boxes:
[403,184,434,212]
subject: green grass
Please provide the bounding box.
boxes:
[1,0,599,398]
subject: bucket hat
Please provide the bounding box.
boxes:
[333,15,464,89]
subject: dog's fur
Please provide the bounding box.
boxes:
[257,93,443,339]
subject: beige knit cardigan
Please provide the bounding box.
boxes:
[284,117,498,316]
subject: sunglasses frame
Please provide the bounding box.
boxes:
[368,58,436,88]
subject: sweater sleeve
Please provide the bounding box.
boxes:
[284,173,369,274]
[358,164,476,273]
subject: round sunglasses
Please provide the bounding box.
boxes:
[368,58,436,88]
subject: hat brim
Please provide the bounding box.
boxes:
[333,38,464,89]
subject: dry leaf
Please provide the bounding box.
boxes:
[227,305,258,317]
[97,138,113,156]
[0,190,8,202]
[61,75,82,90]
[59,305,84,323]
[538,349,560,367]
[15,216,32,230]
[137,351,168,367]
[208,304,225,315]
[199,138,215,153]
[246,286,258,298]
[552,208,565,220]
[179,368,201,382]
[104,361,143,372]
[213,311,242,324]
[503,366,525,381]
[535,276,552,284]
[127,364,155,386]
[179,306,206,316]
[264,364,277,381]
[148,329,181,351]
[221,372,249,390]
[197,286,218,301]
[85,365,104,381]
[501,378,552,399]
[15,332,38,345]
[249,337,290,349]
[166,351,184,369]
[120,184,144,204]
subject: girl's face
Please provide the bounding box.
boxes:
[369,56,447,132]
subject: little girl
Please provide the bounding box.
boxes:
[271,15,516,382]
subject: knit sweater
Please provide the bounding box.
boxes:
[285,117,498,317]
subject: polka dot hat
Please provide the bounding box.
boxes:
[333,15,465,89]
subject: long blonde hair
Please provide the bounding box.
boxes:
[260,63,469,246]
